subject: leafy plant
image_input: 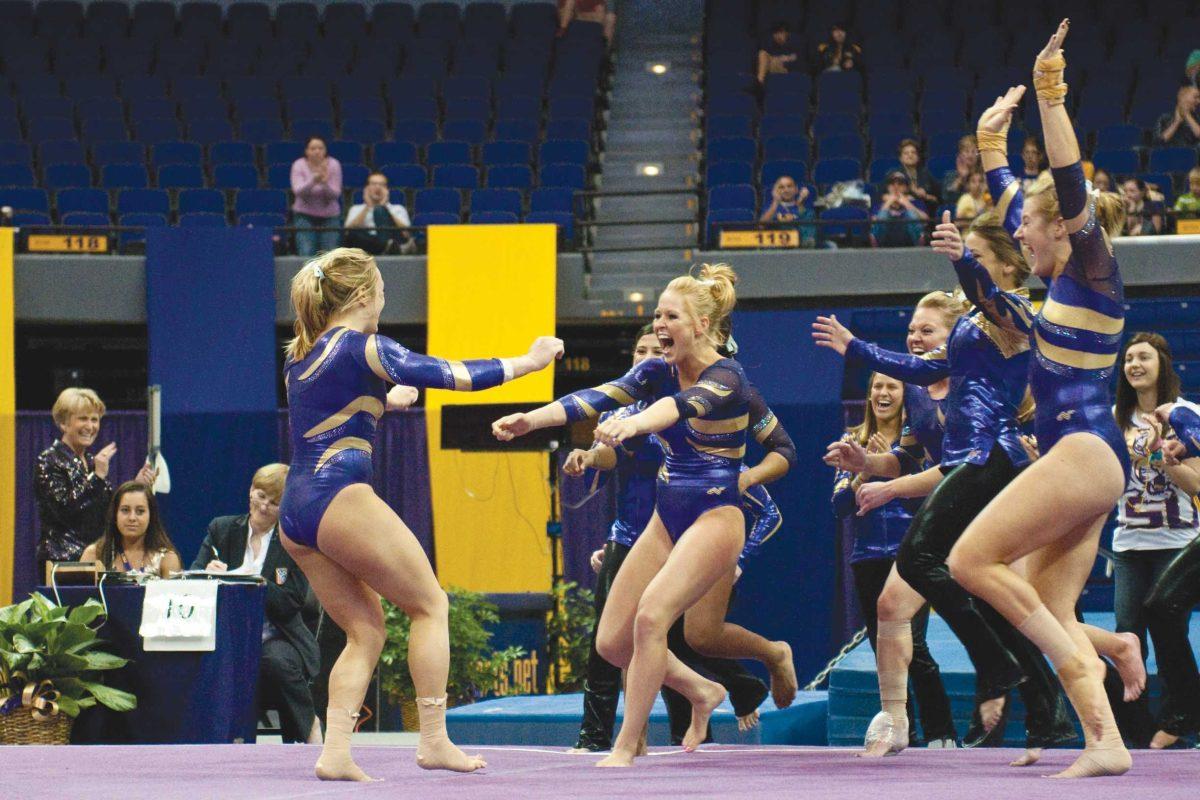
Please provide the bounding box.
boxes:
[0,594,136,719]
[545,580,596,693]
[378,588,525,707]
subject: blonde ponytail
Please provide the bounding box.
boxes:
[663,263,739,349]
[286,247,379,362]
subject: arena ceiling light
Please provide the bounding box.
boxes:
[646,61,670,74]
[637,162,663,177]
[628,291,646,303]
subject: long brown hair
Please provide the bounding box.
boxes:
[1114,332,1181,432]
[967,211,1031,285]
[92,482,179,570]
[848,372,905,446]
[1026,172,1125,238]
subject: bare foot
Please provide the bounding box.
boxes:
[315,755,378,782]
[978,695,1006,734]
[682,679,727,751]
[416,738,487,773]
[1149,730,1180,749]
[737,710,760,732]
[767,641,798,709]
[1110,632,1146,702]
[596,748,636,768]
[857,711,907,758]
[634,725,648,757]
[1047,747,1131,779]
[1010,747,1041,767]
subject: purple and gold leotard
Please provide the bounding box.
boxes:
[1170,405,1200,459]
[280,326,507,549]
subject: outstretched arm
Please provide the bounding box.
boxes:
[977,86,1026,237]
[930,212,1034,334]
[367,334,562,390]
[812,314,949,385]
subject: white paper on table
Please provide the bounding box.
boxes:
[139,580,219,651]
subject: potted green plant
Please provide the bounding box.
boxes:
[378,588,524,731]
[0,593,137,745]
[545,580,596,693]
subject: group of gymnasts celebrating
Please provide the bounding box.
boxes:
[270,19,1200,783]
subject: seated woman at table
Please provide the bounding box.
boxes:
[82,481,182,578]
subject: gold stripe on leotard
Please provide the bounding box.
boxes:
[314,437,373,472]
[597,383,637,405]
[756,515,783,547]
[686,398,707,417]
[364,335,391,382]
[449,361,472,391]
[688,413,749,435]
[754,415,779,443]
[298,327,351,380]
[1041,297,1124,336]
[686,439,746,459]
[1035,332,1117,371]
[694,380,733,397]
[303,396,385,438]
[995,179,1020,220]
[572,396,598,418]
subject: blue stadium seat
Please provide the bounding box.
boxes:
[547,95,596,122]
[545,118,591,142]
[760,159,809,188]
[762,135,810,162]
[415,188,462,215]
[235,188,287,216]
[11,212,52,227]
[116,188,169,216]
[151,141,203,168]
[381,163,428,190]
[708,184,756,212]
[539,163,586,189]
[392,95,440,122]
[92,142,144,168]
[39,140,87,166]
[340,97,387,125]
[443,75,491,102]
[525,210,574,240]
[487,164,534,190]
[470,188,522,216]
[412,212,461,231]
[1094,125,1143,151]
[157,164,205,189]
[341,119,387,145]
[264,164,291,190]
[115,211,165,249]
[814,158,863,185]
[706,161,754,187]
[0,164,36,186]
[122,75,170,99]
[496,94,542,122]
[0,187,50,213]
[373,142,418,166]
[170,189,220,221]
[179,211,227,227]
[178,97,229,125]
[30,117,77,142]
[211,142,256,166]
[242,120,287,145]
[77,97,125,122]
[83,118,129,143]
[483,141,532,167]
[530,187,574,214]
[493,118,541,144]
[0,143,32,165]
[133,119,182,145]
[427,141,473,167]
[707,93,757,119]
[819,205,870,244]
[470,210,519,224]
[759,114,807,139]
[819,135,865,160]
[0,118,22,144]
[811,113,857,139]
[56,188,109,215]
[44,163,93,189]
[172,76,223,100]
[442,119,488,145]
[1092,149,1140,176]
[290,120,334,143]
[433,164,479,189]
[869,157,903,183]
[706,136,756,164]
[1149,148,1198,175]
[60,211,111,227]
[1140,173,1175,206]
[65,75,118,100]
[540,139,589,167]
[263,141,300,166]
[213,164,260,190]
[392,119,439,148]
[187,119,236,146]
[816,72,863,115]
[129,97,177,122]
[288,97,334,122]
[342,163,370,191]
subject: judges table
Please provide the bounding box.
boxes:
[44,582,265,744]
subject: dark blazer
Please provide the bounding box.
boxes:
[191,514,319,678]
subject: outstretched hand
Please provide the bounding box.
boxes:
[387,384,419,410]
[855,480,897,516]
[1036,18,1069,63]
[594,415,639,448]
[492,412,533,441]
[527,336,565,370]
[977,85,1026,134]
[930,211,965,261]
[811,315,855,356]
[824,438,868,472]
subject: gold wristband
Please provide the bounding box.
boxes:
[1034,53,1067,104]
[1035,81,1068,105]
[975,129,1008,153]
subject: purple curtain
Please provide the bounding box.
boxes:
[14,409,434,601]
[557,450,617,592]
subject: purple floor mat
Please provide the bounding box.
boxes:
[5,744,1198,799]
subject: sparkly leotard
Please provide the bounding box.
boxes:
[1170,405,1200,459]
[280,326,507,549]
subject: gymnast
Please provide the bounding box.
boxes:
[945,19,1136,778]
[276,247,563,781]
[493,264,765,767]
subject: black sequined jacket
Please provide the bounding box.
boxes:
[33,440,112,562]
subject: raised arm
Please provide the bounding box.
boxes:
[365,333,561,391]
[977,86,1026,237]
[930,212,1034,335]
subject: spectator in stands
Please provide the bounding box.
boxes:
[1186,50,1200,88]
[81,481,182,579]
[1173,167,1200,219]
[812,22,863,74]
[953,169,991,223]
[1121,177,1164,236]
[291,137,343,257]
[35,388,155,580]
[1092,167,1114,193]
[759,175,815,248]
[192,464,322,744]
[1155,83,1200,148]
[343,172,415,255]
[896,139,939,208]
[757,21,803,84]
[557,0,615,44]
[1110,333,1200,747]
[940,134,979,210]
[872,170,928,248]
[1019,136,1045,193]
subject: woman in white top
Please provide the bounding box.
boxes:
[1111,332,1200,745]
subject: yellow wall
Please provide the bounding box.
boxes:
[0,229,14,604]
[425,225,557,591]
